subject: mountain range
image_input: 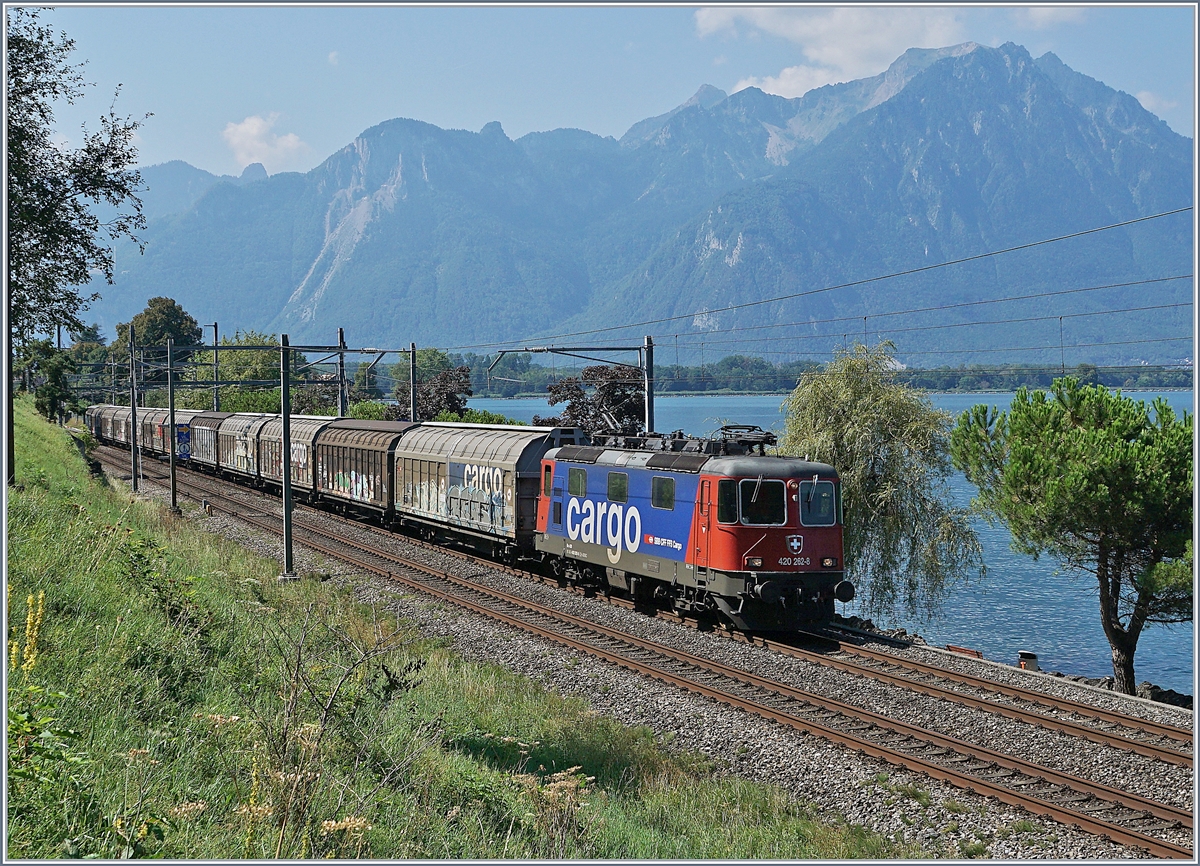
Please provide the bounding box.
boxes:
[92,41,1193,368]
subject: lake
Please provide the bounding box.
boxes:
[470,390,1195,694]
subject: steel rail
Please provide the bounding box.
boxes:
[737,634,1194,767]
[812,635,1194,747]
[95,447,1195,858]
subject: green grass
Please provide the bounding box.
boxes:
[7,396,925,858]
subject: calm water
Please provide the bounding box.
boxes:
[471,390,1196,693]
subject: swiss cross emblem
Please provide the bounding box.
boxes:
[787,535,804,554]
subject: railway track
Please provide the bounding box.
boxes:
[97,446,1194,857]
[786,631,1194,766]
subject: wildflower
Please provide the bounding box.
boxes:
[295,722,321,749]
[235,803,274,821]
[21,591,45,671]
[167,801,209,821]
[319,816,372,836]
[269,769,318,785]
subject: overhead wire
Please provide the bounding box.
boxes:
[440,206,1193,352]
[653,274,1191,346]
[664,301,1193,352]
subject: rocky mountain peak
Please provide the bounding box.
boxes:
[238,162,268,183]
[101,42,1190,364]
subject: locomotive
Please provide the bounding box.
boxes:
[85,404,853,631]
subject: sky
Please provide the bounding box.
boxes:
[29,4,1199,177]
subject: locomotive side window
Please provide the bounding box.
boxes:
[651,476,675,510]
[717,479,738,524]
[607,472,628,503]
[568,468,587,497]
[739,478,786,525]
[543,465,553,497]
[799,480,837,526]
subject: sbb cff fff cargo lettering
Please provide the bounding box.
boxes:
[87,406,854,631]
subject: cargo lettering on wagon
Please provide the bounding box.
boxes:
[450,462,504,496]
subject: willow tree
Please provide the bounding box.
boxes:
[779,342,982,617]
[950,378,1192,694]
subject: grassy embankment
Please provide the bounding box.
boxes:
[7,397,925,858]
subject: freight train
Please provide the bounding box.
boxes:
[86,405,853,631]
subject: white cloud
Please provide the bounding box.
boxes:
[734,64,834,99]
[1010,7,1087,30]
[222,113,309,173]
[697,7,966,97]
[1136,90,1178,116]
[328,51,339,66]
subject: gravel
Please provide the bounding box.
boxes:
[113,464,1193,859]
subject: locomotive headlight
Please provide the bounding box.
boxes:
[744,556,763,568]
[821,557,838,568]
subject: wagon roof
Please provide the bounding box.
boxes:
[396,424,571,473]
[259,416,338,444]
[218,413,275,437]
[317,420,416,450]
[188,412,235,429]
[169,409,207,421]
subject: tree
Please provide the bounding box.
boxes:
[394,365,472,421]
[950,378,1192,694]
[291,379,338,416]
[188,329,280,384]
[349,362,381,402]
[68,322,107,365]
[115,297,201,349]
[778,342,983,617]
[7,8,146,483]
[13,339,80,423]
[114,297,201,390]
[348,400,390,421]
[433,408,524,425]
[34,349,81,424]
[389,348,452,392]
[532,364,645,434]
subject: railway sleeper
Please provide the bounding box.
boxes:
[1132,819,1184,831]
[941,754,974,764]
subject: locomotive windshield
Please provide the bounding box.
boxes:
[739,478,787,525]
[800,480,837,526]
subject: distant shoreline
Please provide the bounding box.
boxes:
[472,387,1193,400]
